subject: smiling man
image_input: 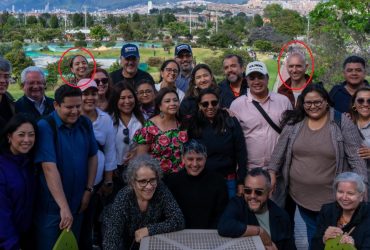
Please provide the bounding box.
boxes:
[15,66,54,120]
[110,43,155,88]
[165,140,228,229]
[230,61,291,171]
[329,55,368,113]
[219,54,249,108]
[278,51,312,107]
[218,168,296,250]
[34,84,98,249]
[174,44,194,92]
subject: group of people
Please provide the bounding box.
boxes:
[0,42,369,250]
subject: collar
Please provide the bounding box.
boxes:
[246,89,272,103]
[26,95,45,105]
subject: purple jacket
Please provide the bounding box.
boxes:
[0,152,36,250]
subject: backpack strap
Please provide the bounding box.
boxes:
[252,100,282,134]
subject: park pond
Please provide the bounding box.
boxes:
[24,41,160,69]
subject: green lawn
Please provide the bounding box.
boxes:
[263,58,278,90]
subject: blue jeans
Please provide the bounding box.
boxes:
[297,205,319,250]
[226,179,236,198]
[34,211,83,250]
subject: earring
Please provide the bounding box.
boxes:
[160,111,164,119]
[352,106,357,112]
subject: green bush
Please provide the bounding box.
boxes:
[254,40,273,52]
[147,57,164,67]
[92,41,102,48]
[105,41,116,47]
[74,40,87,48]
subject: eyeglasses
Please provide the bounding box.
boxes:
[200,100,219,108]
[123,128,129,144]
[244,188,266,196]
[164,68,179,74]
[303,99,324,108]
[95,78,109,85]
[137,89,153,96]
[356,98,370,105]
[135,178,158,187]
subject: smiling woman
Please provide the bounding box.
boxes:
[0,114,38,250]
[102,154,185,250]
[69,55,89,85]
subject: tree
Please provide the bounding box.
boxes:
[74,40,87,48]
[156,14,164,28]
[75,32,86,41]
[167,22,189,39]
[310,0,369,55]
[254,40,273,52]
[263,4,283,20]
[50,15,59,29]
[163,13,176,25]
[90,25,109,41]
[26,16,38,25]
[132,13,140,22]
[253,14,263,27]
[72,13,84,27]
[4,49,34,83]
[92,41,102,48]
[118,23,134,41]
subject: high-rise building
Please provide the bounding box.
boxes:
[148,0,153,14]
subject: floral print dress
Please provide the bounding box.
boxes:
[133,120,188,173]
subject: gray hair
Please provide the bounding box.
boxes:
[21,66,45,84]
[182,139,207,157]
[334,172,366,194]
[124,154,163,185]
[0,57,12,73]
[287,50,307,64]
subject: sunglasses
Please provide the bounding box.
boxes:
[244,188,266,196]
[200,100,219,108]
[356,98,370,105]
[95,78,109,85]
[123,128,129,144]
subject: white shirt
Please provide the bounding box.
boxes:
[92,108,117,185]
[155,83,185,103]
[115,114,143,165]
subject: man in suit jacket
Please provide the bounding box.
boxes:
[15,66,54,120]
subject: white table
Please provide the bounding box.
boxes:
[140,229,265,250]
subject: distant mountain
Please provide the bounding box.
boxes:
[0,0,246,11]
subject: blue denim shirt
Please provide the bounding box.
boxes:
[34,111,98,214]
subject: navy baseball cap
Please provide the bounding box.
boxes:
[174,44,192,56]
[121,44,140,58]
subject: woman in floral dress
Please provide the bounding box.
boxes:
[134,87,188,174]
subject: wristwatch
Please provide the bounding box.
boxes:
[85,186,94,192]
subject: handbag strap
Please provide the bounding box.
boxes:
[252,100,282,134]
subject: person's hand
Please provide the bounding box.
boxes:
[59,205,73,230]
[358,145,370,159]
[265,242,278,250]
[135,227,149,242]
[269,171,276,193]
[259,227,273,246]
[79,191,92,214]
[340,234,355,245]
[323,226,343,242]
[237,184,244,197]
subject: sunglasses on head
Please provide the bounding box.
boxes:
[356,98,370,105]
[200,100,219,108]
[123,128,129,144]
[95,78,109,85]
[244,188,266,196]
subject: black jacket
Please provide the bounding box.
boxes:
[218,197,296,250]
[110,68,155,88]
[15,95,54,121]
[311,202,370,249]
[218,78,248,108]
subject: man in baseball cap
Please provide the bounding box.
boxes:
[174,44,194,92]
[110,43,154,88]
[229,60,291,205]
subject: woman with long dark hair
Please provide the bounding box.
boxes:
[188,88,247,198]
[0,114,38,250]
[88,68,113,111]
[156,59,185,102]
[268,84,367,248]
[69,55,89,85]
[107,81,144,168]
[135,79,156,120]
[180,64,219,129]
[134,87,188,174]
[350,87,370,200]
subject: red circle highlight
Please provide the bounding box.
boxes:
[57,47,97,88]
[277,40,314,91]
